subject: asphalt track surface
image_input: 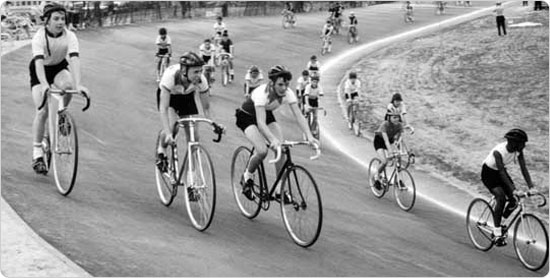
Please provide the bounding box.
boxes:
[1,2,547,276]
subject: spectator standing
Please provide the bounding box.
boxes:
[494,2,506,36]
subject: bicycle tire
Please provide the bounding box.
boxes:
[466,198,495,251]
[42,135,52,174]
[222,66,229,86]
[393,169,416,211]
[280,165,322,247]
[52,111,78,196]
[513,213,549,271]
[231,146,262,219]
[368,158,386,198]
[154,130,177,206]
[182,145,216,231]
[282,17,289,29]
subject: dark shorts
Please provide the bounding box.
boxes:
[29,59,69,89]
[345,92,359,100]
[156,48,169,56]
[245,85,259,95]
[235,108,276,132]
[373,134,387,150]
[202,55,212,64]
[156,88,198,117]
[481,164,514,190]
[307,97,319,108]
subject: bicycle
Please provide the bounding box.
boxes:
[435,1,446,15]
[154,117,224,231]
[37,88,91,196]
[347,25,359,44]
[320,35,331,56]
[330,16,342,35]
[157,54,170,82]
[305,107,326,140]
[367,140,417,211]
[230,141,322,247]
[281,10,297,29]
[466,188,548,271]
[347,97,362,137]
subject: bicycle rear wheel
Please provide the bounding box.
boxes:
[367,158,386,198]
[466,198,495,251]
[513,213,549,271]
[154,131,177,206]
[52,111,78,196]
[280,165,322,247]
[182,145,216,231]
[231,146,262,219]
[393,169,416,211]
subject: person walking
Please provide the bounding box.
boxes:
[494,2,506,36]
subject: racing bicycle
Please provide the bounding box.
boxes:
[154,117,224,231]
[367,140,417,211]
[305,107,326,140]
[347,97,362,136]
[347,25,359,44]
[157,54,170,82]
[321,35,331,56]
[37,88,91,196]
[230,141,322,247]
[466,188,548,271]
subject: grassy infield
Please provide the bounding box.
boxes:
[351,10,549,215]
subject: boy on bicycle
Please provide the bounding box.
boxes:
[343,71,361,127]
[30,3,88,174]
[155,27,172,82]
[307,55,321,77]
[372,111,404,190]
[295,70,310,113]
[155,52,212,172]
[219,31,235,81]
[304,74,324,120]
[481,129,536,246]
[348,11,358,38]
[386,93,414,133]
[244,65,263,97]
[321,20,334,53]
[235,65,319,200]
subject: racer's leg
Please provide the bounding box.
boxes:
[199,92,211,119]
[155,55,161,78]
[157,108,178,154]
[267,122,285,177]
[375,148,388,178]
[229,59,234,81]
[489,187,506,228]
[243,125,269,178]
[31,85,49,163]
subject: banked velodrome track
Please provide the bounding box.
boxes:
[1,2,547,276]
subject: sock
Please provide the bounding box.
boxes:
[494,226,502,237]
[243,170,254,181]
[33,143,44,160]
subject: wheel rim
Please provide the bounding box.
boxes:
[183,145,216,231]
[513,214,549,271]
[231,146,261,219]
[393,169,416,211]
[52,112,78,196]
[368,158,385,198]
[155,133,177,206]
[280,166,322,247]
[466,199,495,251]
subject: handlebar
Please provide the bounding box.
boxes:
[516,190,547,208]
[268,141,321,164]
[175,117,225,143]
[38,88,91,112]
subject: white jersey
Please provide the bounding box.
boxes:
[296,76,310,91]
[32,27,79,66]
[159,64,209,95]
[344,79,361,95]
[155,35,172,49]
[387,103,407,115]
[304,84,324,98]
[199,43,216,57]
[213,22,227,34]
[483,142,518,170]
[245,71,264,88]
[250,84,297,111]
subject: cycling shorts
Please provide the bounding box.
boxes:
[481,164,514,190]
[345,92,359,100]
[202,55,212,64]
[156,48,169,56]
[29,58,69,89]
[235,108,276,132]
[156,88,198,117]
[307,97,319,108]
[373,134,388,151]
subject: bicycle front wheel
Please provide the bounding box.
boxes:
[394,169,416,211]
[222,67,229,86]
[154,131,177,206]
[513,213,549,271]
[182,145,216,231]
[367,158,385,198]
[280,165,322,247]
[52,111,78,196]
[466,198,495,251]
[231,146,262,219]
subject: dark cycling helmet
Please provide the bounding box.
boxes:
[268,65,292,82]
[179,52,205,68]
[349,71,357,79]
[504,128,528,143]
[41,3,66,21]
[249,65,260,73]
[159,28,167,35]
[302,70,310,76]
[310,55,317,60]
[391,93,403,102]
[216,15,223,20]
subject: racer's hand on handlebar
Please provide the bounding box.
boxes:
[162,129,174,145]
[528,187,539,196]
[270,138,282,152]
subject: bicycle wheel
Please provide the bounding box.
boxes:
[393,169,416,211]
[42,135,52,174]
[280,165,322,247]
[513,213,549,271]
[466,198,495,251]
[231,146,262,219]
[52,111,78,196]
[367,158,386,198]
[182,145,216,231]
[222,67,228,86]
[154,131,177,206]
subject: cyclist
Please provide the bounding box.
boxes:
[481,129,536,246]
[235,65,319,200]
[155,27,172,82]
[328,2,344,30]
[295,70,310,112]
[372,110,404,190]
[321,20,334,53]
[306,55,321,77]
[244,65,264,97]
[29,3,88,174]
[343,71,361,128]
[404,1,414,22]
[281,2,296,25]
[213,15,226,37]
[348,11,358,40]
[219,31,234,82]
[155,52,211,172]
[304,74,324,121]
[199,38,215,67]
[385,93,414,133]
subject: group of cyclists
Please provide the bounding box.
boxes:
[26,1,540,251]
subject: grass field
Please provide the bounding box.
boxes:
[349,10,549,214]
